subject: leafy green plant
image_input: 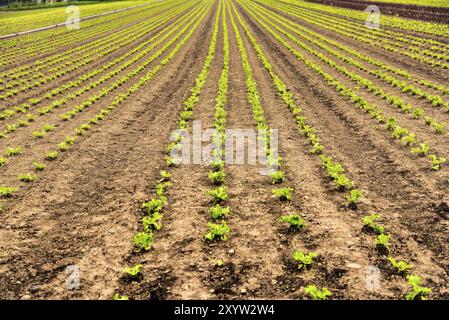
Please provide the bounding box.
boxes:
[133,232,153,252]
[411,142,430,156]
[141,197,165,215]
[272,187,293,201]
[18,173,38,182]
[32,162,46,171]
[210,204,230,220]
[155,182,171,197]
[279,214,306,230]
[429,154,446,170]
[347,189,363,206]
[123,264,142,279]
[46,151,58,160]
[388,257,412,275]
[270,170,285,184]
[208,170,225,184]
[32,130,45,139]
[205,221,230,242]
[0,157,7,166]
[113,293,129,300]
[207,186,228,203]
[292,251,317,269]
[376,233,391,251]
[216,259,224,267]
[0,186,17,197]
[304,284,331,300]
[142,213,162,231]
[5,146,22,156]
[362,213,384,234]
[160,170,171,182]
[405,275,431,300]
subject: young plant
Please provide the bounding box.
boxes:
[208,170,225,185]
[5,146,22,156]
[279,214,306,230]
[210,204,230,220]
[18,173,38,182]
[160,170,171,182]
[133,231,154,253]
[411,142,430,156]
[292,251,317,270]
[272,187,293,201]
[270,170,285,184]
[204,221,230,242]
[123,264,143,279]
[207,186,228,203]
[0,157,7,166]
[405,275,431,300]
[46,151,58,160]
[347,189,363,207]
[32,162,46,171]
[362,213,384,234]
[376,233,391,252]
[155,182,171,197]
[304,284,331,300]
[429,154,446,170]
[0,186,17,197]
[141,197,166,215]
[33,130,45,139]
[388,257,412,275]
[142,213,162,231]
[113,293,129,300]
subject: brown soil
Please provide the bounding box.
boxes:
[0,0,448,300]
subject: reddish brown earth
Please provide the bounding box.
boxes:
[304,0,449,23]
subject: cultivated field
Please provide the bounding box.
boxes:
[0,0,448,300]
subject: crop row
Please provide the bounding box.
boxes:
[259,0,449,69]
[0,0,212,198]
[237,0,434,299]
[0,1,197,100]
[0,2,205,145]
[244,0,447,172]
[0,1,180,68]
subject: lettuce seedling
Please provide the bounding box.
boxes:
[142,197,165,215]
[18,173,38,182]
[205,221,230,242]
[304,284,331,300]
[411,142,430,156]
[376,233,391,251]
[142,213,162,231]
[155,182,171,197]
[46,151,58,160]
[207,186,228,203]
[123,264,142,279]
[208,170,225,185]
[0,157,7,166]
[5,146,22,156]
[388,257,412,275]
[293,251,317,269]
[406,275,431,300]
[113,293,129,300]
[270,170,285,184]
[210,204,230,220]
[347,189,363,207]
[279,214,306,230]
[272,187,293,201]
[362,213,384,234]
[160,170,171,182]
[133,232,153,252]
[0,186,17,197]
[32,162,46,171]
